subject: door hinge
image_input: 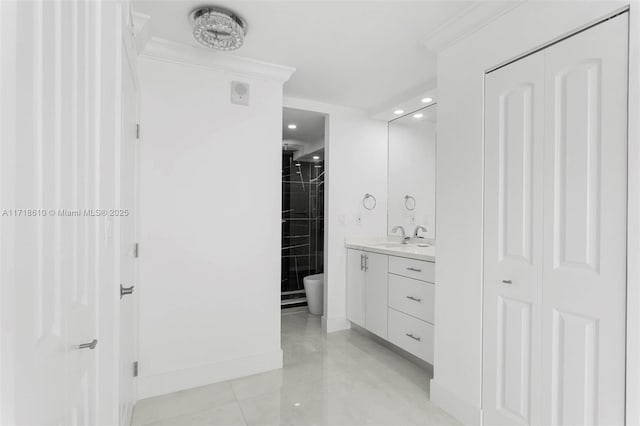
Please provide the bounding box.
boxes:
[133,361,139,377]
[136,123,141,140]
[133,242,139,258]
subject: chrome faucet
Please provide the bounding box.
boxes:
[392,226,409,244]
[413,225,428,239]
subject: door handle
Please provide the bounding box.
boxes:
[405,333,421,342]
[365,255,369,271]
[502,280,513,285]
[120,284,135,299]
[78,339,98,350]
[406,296,422,302]
[360,254,365,271]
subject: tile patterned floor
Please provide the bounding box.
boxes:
[132,311,459,426]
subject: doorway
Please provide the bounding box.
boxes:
[281,108,326,310]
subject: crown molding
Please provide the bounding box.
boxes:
[141,37,296,83]
[131,12,152,55]
[420,1,526,53]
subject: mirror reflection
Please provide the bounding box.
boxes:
[387,105,436,240]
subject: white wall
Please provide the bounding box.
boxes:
[137,49,292,398]
[284,97,388,333]
[432,2,630,424]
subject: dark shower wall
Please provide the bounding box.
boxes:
[281,152,324,307]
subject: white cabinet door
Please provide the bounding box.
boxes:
[483,51,545,426]
[347,249,366,327]
[364,252,389,338]
[541,15,628,426]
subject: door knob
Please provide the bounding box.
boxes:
[78,339,98,350]
[120,284,134,299]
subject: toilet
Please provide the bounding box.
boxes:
[303,273,324,315]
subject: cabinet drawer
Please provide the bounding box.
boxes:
[388,256,434,282]
[388,274,434,324]
[388,308,434,364]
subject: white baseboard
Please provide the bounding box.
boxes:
[321,316,351,333]
[430,380,482,425]
[137,348,283,400]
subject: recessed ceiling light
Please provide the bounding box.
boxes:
[288,124,297,129]
[421,97,433,103]
[393,109,404,115]
[413,113,424,119]
[312,156,320,160]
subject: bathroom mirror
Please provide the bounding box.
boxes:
[387,105,436,239]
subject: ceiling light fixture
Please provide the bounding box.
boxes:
[313,156,320,160]
[393,109,404,115]
[421,97,433,103]
[413,113,424,119]
[288,124,297,129]
[190,6,247,51]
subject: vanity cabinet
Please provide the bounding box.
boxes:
[346,246,435,364]
[346,249,388,338]
[387,258,435,364]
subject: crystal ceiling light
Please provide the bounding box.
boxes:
[190,6,247,51]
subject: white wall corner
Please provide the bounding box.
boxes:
[132,12,152,55]
[321,316,351,333]
[430,380,483,425]
[419,1,526,53]
[141,37,296,83]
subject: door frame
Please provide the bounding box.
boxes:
[480,5,640,424]
[625,4,640,425]
[118,8,141,424]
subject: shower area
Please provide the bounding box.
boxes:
[281,108,325,308]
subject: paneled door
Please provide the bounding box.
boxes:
[483,52,545,426]
[483,13,628,426]
[1,1,127,424]
[541,15,628,425]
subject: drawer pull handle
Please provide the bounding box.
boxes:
[407,267,422,272]
[406,296,422,302]
[406,333,421,342]
[502,280,513,285]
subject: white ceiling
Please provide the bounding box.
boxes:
[133,1,478,111]
[283,108,325,144]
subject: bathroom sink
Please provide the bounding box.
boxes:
[371,242,432,250]
[372,242,431,249]
[372,242,407,248]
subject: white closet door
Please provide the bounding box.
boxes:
[541,15,628,426]
[483,52,545,426]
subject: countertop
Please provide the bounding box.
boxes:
[345,238,436,262]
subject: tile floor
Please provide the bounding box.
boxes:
[132,310,459,426]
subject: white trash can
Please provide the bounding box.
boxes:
[303,273,324,315]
